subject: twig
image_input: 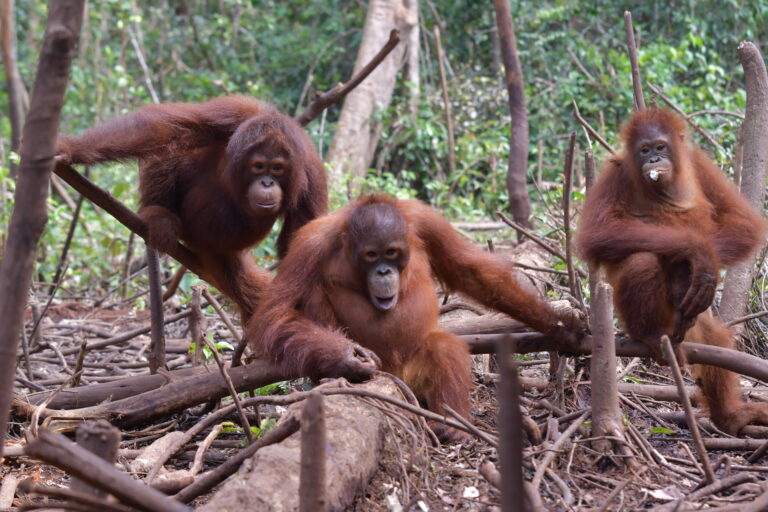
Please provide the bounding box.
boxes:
[127,25,160,104]
[173,415,300,503]
[725,309,768,327]
[661,335,715,484]
[531,410,591,494]
[72,338,87,387]
[51,169,86,292]
[688,109,745,120]
[573,100,616,154]
[53,162,205,276]
[498,211,587,278]
[201,288,240,340]
[686,472,755,502]
[442,404,498,448]
[433,26,455,177]
[189,423,223,476]
[24,429,191,512]
[202,336,254,445]
[146,246,166,374]
[623,11,645,110]
[295,29,400,126]
[562,131,585,310]
[299,391,327,512]
[189,284,204,366]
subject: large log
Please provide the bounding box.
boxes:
[199,377,398,511]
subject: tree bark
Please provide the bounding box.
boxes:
[589,283,622,453]
[0,0,84,460]
[719,41,768,326]
[0,0,29,177]
[493,0,532,228]
[326,0,418,185]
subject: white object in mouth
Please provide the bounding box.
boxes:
[649,169,660,181]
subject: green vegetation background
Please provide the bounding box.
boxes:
[1,0,764,298]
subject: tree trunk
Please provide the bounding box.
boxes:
[326,0,418,186]
[0,0,30,177]
[0,0,85,460]
[719,41,768,326]
[404,0,419,117]
[493,0,532,228]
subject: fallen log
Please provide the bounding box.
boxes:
[21,366,208,409]
[198,377,399,511]
[13,360,294,430]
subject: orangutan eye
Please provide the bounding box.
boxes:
[253,162,265,172]
[385,248,398,258]
[656,144,666,151]
[365,251,377,261]
[640,147,650,155]
[271,164,284,176]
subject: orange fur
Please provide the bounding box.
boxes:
[578,108,768,434]
[58,96,327,319]
[248,194,582,442]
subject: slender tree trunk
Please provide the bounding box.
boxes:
[404,0,420,117]
[326,0,418,186]
[493,0,532,228]
[0,0,85,459]
[0,0,30,177]
[719,42,768,326]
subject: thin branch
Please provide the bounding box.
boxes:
[573,100,616,154]
[623,11,645,110]
[295,30,400,126]
[498,211,587,278]
[562,132,585,310]
[53,162,205,277]
[661,335,715,484]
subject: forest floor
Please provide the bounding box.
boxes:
[5,260,768,510]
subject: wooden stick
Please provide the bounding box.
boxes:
[623,11,645,110]
[433,26,455,178]
[202,333,254,445]
[562,132,584,309]
[295,30,400,126]
[24,429,191,512]
[299,391,327,512]
[53,162,205,277]
[71,420,121,498]
[573,101,616,154]
[146,246,166,374]
[661,335,715,484]
[497,336,525,512]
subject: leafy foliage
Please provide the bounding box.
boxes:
[0,0,764,297]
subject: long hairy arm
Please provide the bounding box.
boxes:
[693,149,767,266]
[247,214,375,381]
[577,162,716,268]
[402,200,581,340]
[58,96,268,165]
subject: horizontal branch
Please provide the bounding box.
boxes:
[53,162,206,277]
[464,332,768,383]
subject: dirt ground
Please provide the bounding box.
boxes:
[5,284,768,510]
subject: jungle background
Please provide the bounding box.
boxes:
[3,1,768,511]
[2,0,764,298]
